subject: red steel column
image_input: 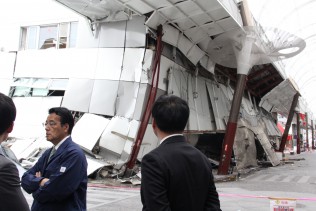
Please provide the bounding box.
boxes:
[218,74,247,175]
[126,25,163,170]
[278,92,300,152]
[297,112,301,154]
[305,112,309,150]
[312,120,315,149]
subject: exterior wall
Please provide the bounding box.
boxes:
[1,0,281,168]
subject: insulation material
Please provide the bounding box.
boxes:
[206,81,231,131]
[11,97,62,138]
[89,80,119,116]
[120,48,145,82]
[62,78,94,112]
[233,122,258,170]
[71,113,110,152]
[99,116,139,155]
[115,81,139,119]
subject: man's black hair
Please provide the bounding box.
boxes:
[49,107,74,134]
[152,95,189,133]
[0,93,16,135]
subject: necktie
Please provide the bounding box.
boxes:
[48,147,56,162]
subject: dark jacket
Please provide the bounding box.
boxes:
[0,153,29,211]
[22,137,87,211]
[141,135,221,211]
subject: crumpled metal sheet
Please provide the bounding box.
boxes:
[259,78,298,116]
[206,81,230,131]
[71,113,110,152]
[99,116,139,155]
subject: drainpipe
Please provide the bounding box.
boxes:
[296,111,301,154]
[218,0,254,175]
[278,92,300,152]
[125,25,163,172]
[305,112,309,150]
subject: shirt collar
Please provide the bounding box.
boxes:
[54,135,70,150]
[159,134,183,145]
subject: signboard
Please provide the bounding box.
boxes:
[269,197,296,211]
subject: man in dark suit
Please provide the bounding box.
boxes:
[22,107,87,211]
[141,95,221,211]
[0,92,30,211]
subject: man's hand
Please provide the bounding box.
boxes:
[36,171,49,187]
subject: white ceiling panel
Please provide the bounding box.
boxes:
[124,0,153,14]
[201,22,225,37]
[175,1,202,17]
[184,27,209,44]
[217,17,241,31]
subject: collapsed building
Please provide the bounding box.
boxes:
[0,0,311,180]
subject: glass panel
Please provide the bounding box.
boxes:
[38,25,57,49]
[13,87,31,97]
[69,22,78,48]
[32,88,49,96]
[59,23,69,49]
[26,26,38,49]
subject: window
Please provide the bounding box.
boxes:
[10,78,68,97]
[20,22,78,50]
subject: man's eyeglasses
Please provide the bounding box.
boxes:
[43,121,58,127]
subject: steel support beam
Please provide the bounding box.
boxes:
[125,25,163,172]
[296,112,301,154]
[278,92,300,152]
[312,121,315,149]
[306,112,309,150]
[218,74,247,175]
